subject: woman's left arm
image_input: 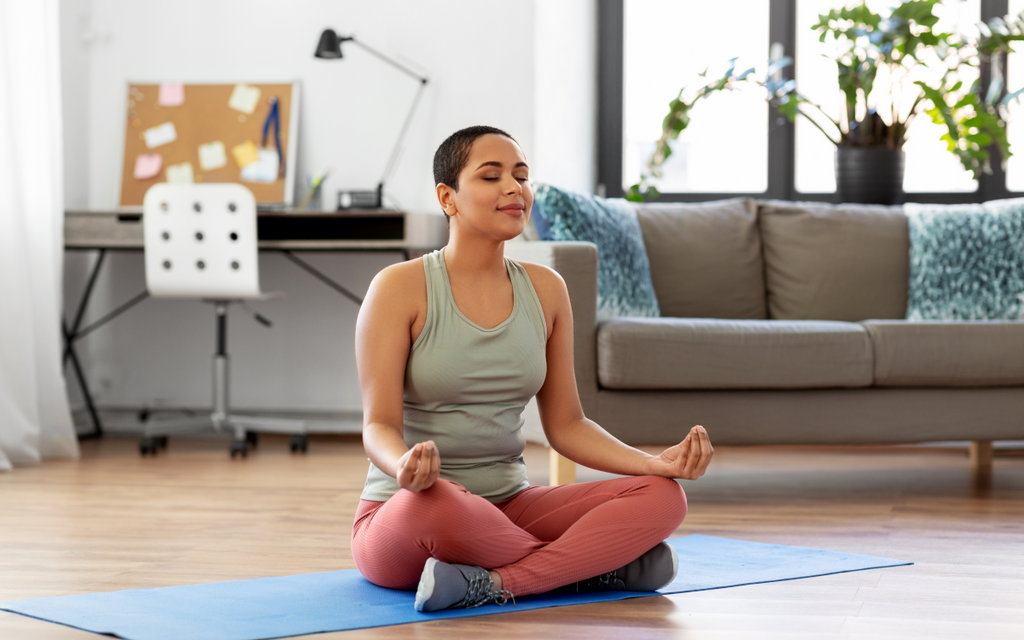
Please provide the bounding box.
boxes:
[530,265,713,481]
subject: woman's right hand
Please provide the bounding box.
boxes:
[396,440,440,493]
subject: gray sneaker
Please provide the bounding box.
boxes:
[575,541,678,592]
[414,558,515,612]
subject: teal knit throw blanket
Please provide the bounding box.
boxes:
[905,199,1024,320]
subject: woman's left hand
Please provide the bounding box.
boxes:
[644,425,714,480]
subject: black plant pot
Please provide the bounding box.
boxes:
[835,146,905,205]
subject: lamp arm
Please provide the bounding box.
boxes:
[348,37,429,84]
[379,74,428,192]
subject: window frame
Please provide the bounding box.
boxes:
[597,0,1013,203]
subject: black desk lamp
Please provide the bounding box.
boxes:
[315,28,429,209]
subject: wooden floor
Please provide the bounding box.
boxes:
[1,434,1023,639]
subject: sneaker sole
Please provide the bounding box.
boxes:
[414,558,439,612]
[665,542,678,589]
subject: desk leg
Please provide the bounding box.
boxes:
[64,249,106,366]
[281,251,364,306]
[63,319,104,439]
[63,249,108,439]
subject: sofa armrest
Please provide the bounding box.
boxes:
[504,241,599,416]
[505,241,598,486]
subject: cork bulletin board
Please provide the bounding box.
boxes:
[117,82,299,207]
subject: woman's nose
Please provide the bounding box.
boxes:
[503,176,521,195]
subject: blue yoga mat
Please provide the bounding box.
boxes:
[1,535,909,640]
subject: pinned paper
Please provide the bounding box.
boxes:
[198,141,227,171]
[166,162,194,184]
[240,149,279,183]
[228,84,261,114]
[231,141,259,168]
[143,122,177,148]
[133,154,162,179]
[158,82,185,107]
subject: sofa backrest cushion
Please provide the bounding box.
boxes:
[635,198,767,319]
[758,201,909,321]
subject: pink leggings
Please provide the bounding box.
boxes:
[351,475,687,596]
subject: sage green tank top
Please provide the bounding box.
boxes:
[360,248,548,504]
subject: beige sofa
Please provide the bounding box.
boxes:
[506,199,1024,483]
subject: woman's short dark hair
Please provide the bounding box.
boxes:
[433,126,516,218]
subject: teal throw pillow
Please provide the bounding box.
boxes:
[905,199,1024,320]
[532,184,660,320]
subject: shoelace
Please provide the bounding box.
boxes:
[454,571,516,609]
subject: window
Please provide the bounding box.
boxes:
[795,0,980,193]
[1005,0,1024,190]
[599,0,1016,202]
[623,1,770,193]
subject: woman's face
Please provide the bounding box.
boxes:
[440,134,533,241]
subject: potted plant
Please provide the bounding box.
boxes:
[627,0,1024,204]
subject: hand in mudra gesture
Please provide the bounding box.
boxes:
[396,440,440,493]
[644,425,714,480]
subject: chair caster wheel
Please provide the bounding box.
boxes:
[289,434,308,453]
[230,440,248,458]
[139,437,160,456]
[245,431,259,448]
[157,436,168,449]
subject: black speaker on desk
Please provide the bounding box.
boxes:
[338,184,382,210]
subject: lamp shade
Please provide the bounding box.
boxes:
[314,29,342,59]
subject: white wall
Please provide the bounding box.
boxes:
[60,0,91,210]
[60,0,596,419]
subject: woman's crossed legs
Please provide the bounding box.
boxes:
[351,475,687,597]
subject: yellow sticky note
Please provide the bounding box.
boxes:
[232,141,259,168]
[198,141,227,171]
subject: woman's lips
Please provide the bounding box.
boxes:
[498,204,525,216]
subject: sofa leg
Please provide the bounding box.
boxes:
[549,448,576,485]
[969,440,993,476]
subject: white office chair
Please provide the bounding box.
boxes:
[139,183,307,458]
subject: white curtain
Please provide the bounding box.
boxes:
[0,0,79,470]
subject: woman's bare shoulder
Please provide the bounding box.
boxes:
[366,257,427,308]
[518,261,569,308]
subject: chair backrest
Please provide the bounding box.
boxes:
[143,183,261,299]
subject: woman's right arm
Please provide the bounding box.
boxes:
[355,263,439,493]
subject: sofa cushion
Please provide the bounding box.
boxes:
[758,201,909,321]
[635,199,766,319]
[597,318,874,390]
[862,320,1024,386]
[905,199,1024,320]
[533,184,660,320]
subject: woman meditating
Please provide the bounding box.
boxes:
[352,125,714,612]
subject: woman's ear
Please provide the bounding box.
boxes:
[435,183,457,217]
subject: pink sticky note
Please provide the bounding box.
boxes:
[158,82,185,107]
[133,154,162,179]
